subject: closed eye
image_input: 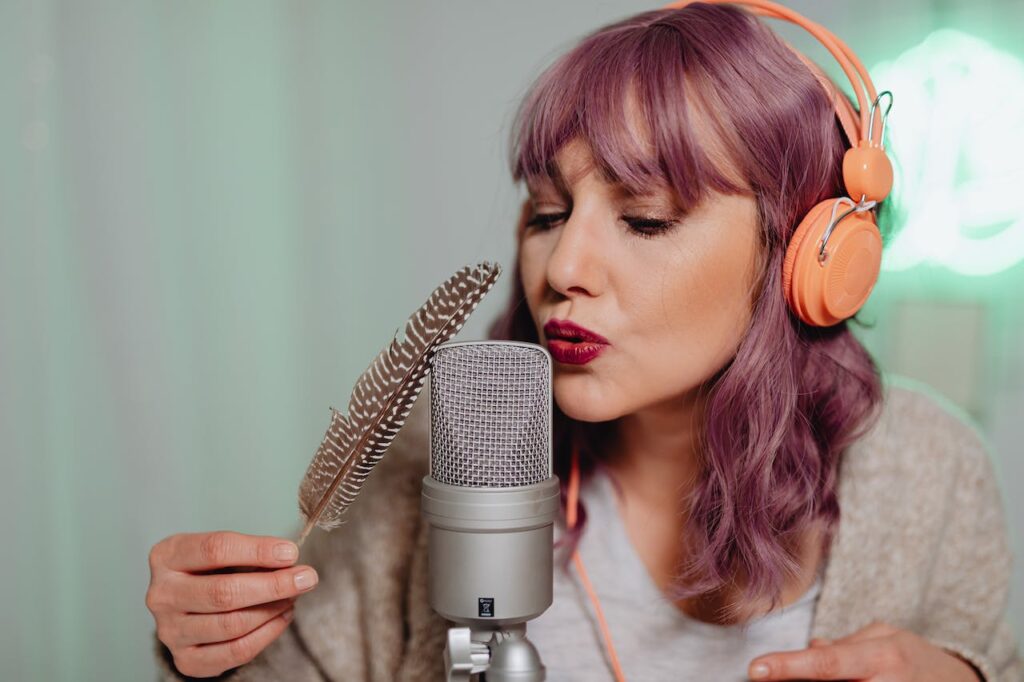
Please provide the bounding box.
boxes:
[525,212,569,228]
[524,211,677,240]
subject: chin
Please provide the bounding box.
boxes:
[552,376,622,423]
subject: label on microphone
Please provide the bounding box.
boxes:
[478,597,494,618]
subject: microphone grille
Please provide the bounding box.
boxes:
[429,341,551,487]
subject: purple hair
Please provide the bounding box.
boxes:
[487,3,884,623]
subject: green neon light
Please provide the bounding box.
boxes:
[872,29,1024,276]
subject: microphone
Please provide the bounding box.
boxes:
[421,340,560,682]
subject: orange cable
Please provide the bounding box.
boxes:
[567,441,628,682]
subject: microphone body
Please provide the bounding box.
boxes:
[421,475,559,626]
[420,340,557,681]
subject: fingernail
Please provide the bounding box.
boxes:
[294,569,317,592]
[282,608,295,623]
[274,542,298,561]
[750,662,770,679]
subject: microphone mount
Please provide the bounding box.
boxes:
[445,623,546,682]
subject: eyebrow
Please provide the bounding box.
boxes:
[526,164,574,197]
[527,165,636,192]
[527,172,673,205]
[609,182,671,200]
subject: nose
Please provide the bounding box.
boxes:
[544,205,606,300]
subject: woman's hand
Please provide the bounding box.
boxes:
[747,621,981,681]
[146,531,319,678]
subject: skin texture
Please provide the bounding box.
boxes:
[519,136,761,505]
[518,138,978,682]
[146,531,319,677]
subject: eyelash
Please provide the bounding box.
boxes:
[524,212,677,240]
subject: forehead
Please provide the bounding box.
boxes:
[525,141,595,193]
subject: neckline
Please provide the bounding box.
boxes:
[580,468,823,632]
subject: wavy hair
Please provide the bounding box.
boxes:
[486,2,885,623]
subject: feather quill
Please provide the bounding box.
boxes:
[296,261,502,544]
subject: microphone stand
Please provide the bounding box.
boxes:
[445,622,545,682]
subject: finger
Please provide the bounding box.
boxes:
[750,639,886,680]
[166,532,300,573]
[175,566,318,613]
[176,598,296,647]
[175,607,295,677]
[809,638,832,647]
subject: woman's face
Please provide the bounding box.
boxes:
[519,137,762,423]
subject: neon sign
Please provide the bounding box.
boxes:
[872,30,1024,276]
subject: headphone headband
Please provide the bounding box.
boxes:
[661,0,886,149]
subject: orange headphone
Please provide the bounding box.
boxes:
[566,2,893,680]
[667,0,894,328]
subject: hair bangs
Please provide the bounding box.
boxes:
[510,15,744,211]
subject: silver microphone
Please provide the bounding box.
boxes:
[421,340,559,682]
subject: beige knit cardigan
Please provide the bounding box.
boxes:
[155,381,1022,681]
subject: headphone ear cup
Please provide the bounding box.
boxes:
[782,199,882,326]
[782,200,833,321]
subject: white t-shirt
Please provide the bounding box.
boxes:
[526,468,822,681]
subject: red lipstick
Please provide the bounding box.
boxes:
[543,319,610,365]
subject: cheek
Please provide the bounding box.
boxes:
[550,367,632,422]
[518,242,548,310]
[650,231,760,372]
[518,242,541,286]
[670,256,747,327]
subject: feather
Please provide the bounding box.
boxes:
[296,261,502,544]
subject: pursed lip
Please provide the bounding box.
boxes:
[543,319,610,345]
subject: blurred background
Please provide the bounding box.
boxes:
[1,0,1021,679]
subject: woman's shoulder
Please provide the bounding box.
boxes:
[832,373,1005,542]
[843,374,994,485]
[829,373,1012,579]
[816,377,1016,672]
[284,394,438,680]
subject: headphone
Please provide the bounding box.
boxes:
[566,3,894,680]
[665,0,894,328]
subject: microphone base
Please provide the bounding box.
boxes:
[445,623,546,682]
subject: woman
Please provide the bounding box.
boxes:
[146,3,1021,680]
